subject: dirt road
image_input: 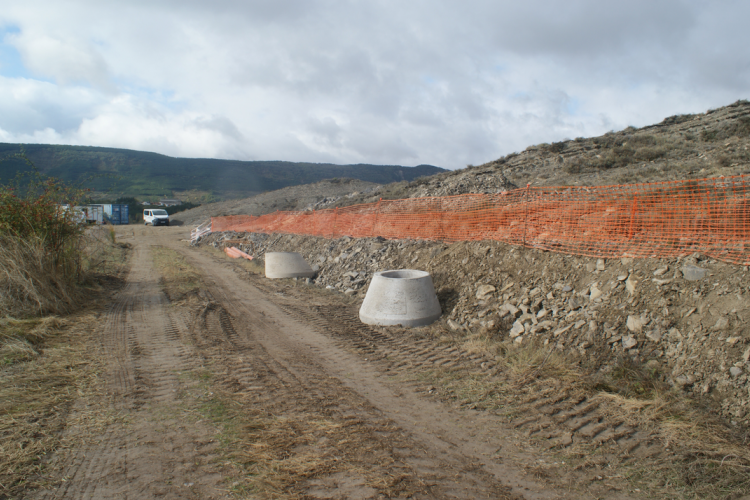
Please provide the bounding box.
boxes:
[28,227,635,499]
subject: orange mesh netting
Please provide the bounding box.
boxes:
[211,175,750,265]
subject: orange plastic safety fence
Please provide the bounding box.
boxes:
[211,175,750,265]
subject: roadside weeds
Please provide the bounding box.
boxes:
[412,327,750,499]
[0,313,118,497]
[0,233,130,498]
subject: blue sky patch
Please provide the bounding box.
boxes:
[112,77,184,111]
[566,97,582,116]
[0,24,31,79]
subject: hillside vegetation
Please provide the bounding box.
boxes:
[330,100,750,208]
[0,143,445,201]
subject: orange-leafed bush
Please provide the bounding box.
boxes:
[0,161,90,317]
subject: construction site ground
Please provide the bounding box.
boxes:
[8,225,748,500]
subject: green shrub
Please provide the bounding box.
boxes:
[634,146,668,162]
[565,156,593,174]
[712,116,750,140]
[546,141,567,153]
[627,134,658,147]
[701,129,718,142]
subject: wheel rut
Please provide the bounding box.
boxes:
[172,243,593,499]
[30,243,229,500]
[31,229,651,499]
[265,291,664,469]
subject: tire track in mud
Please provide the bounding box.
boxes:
[100,295,135,395]
[189,289,518,499]
[172,247,589,499]
[267,286,665,467]
[32,244,227,500]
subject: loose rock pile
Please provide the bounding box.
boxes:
[406,168,518,197]
[199,230,750,427]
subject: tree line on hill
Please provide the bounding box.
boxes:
[0,143,445,201]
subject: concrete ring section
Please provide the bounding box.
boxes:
[359,270,442,327]
[265,252,316,279]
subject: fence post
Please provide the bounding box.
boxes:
[438,198,445,241]
[522,183,530,247]
[710,178,717,243]
[743,177,749,240]
[372,198,381,235]
[628,195,638,240]
[333,207,339,238]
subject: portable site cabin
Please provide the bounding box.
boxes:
[58,205,86,224]
[73,204,129,225]
[77,205,104,224]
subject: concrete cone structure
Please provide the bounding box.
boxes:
[265,252,315,279]
[359,270,442,327]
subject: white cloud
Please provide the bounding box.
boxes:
[0,0,748,169]
[7,31,113,90]
[73,95,250,159]
[0,75,103,134]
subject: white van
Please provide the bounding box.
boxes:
[143,209,170,226]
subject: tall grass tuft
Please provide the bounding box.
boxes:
[0,156,89,317]
[0,236,86,317]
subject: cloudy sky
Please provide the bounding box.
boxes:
[0,1,748,169]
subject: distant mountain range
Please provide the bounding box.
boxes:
[0,143,446,201]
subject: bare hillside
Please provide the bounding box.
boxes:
[173,178,380,226]
[176,100,750,225]
[335,100,750,208]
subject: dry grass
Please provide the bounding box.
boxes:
[236,256,266,275]
[0,231,129,497]
[412,335,579,413]
[496,345,750,497]
[591,389,750,498]
[0,227,129,318]
[0,312,112,498]
[0,317,64,365]
[178,369,351,499]
[412,329,750,497]
[82,226,132,278]
[0,236,86,318]
[151,246,202,301]
[498,341,578,386]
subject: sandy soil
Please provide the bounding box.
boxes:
[24,226,642,499]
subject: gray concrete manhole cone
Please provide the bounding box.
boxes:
[359,270,442,327]
[265,252,315,279]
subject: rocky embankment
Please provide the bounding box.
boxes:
[173,178,381,227]
[325,100,750,210]
[199,230,750,427]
